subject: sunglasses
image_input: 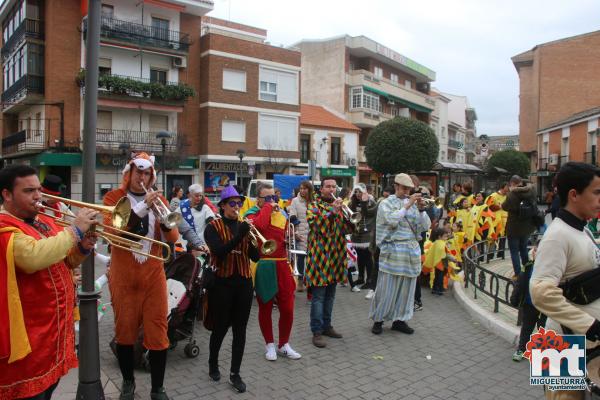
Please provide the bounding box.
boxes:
[227,200,243,208]
[259,195,279,202]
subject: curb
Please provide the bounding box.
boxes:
[451,273,520,346]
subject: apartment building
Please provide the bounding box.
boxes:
[441,92,478,165]
[512,30,600,169]
[0,0,213,200]
[430,91,450,163]
[299,103,360,187]
[197,17,301,193]
[293,35,436,187]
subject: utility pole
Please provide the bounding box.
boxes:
[77,0,104,398]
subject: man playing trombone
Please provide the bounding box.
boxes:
[0,165,98,399]
[306,178,355,348]
[103,152,179,400]
[244,182,301,362]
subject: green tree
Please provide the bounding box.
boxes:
[365,117,439,174]
[485,149,530,178]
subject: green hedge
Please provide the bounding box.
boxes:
[76,69,195,101]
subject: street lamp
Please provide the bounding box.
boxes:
[156,130,171,191]
[236,148,246,187]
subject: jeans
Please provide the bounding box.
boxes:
[508,235,529,276]
[296,254,306,279]
[310,283,337,334]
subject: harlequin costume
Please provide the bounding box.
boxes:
[244,202,299,358]
[0,210,88,399]
[103,152,179,399]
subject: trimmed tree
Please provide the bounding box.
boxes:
[365,117,439,175]
[485,149,530,178]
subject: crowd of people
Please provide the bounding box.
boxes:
[3,155,600,400]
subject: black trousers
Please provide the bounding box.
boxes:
[208,275,253,374]
[20,380,59,400]
[432,269,444,292]
[518,303,547,351]
[356,247,374,289]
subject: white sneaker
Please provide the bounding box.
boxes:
[351,286,361,292]
[365,289,375,300]
[277,343,301,360]
[265,343,277,361]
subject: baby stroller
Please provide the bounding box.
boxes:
[164,252,207,358]
[109,252,208,369]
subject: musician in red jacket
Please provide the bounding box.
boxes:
[244,181,301,362]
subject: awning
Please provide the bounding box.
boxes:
[363,85,433,114]
[432,161,482,172]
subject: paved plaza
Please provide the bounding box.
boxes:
[56,281,543,399]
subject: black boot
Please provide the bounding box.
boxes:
[150,387,170,400]
[230,373,246,393]
[391,320,414,334]
[209,364,221,381]
[371,321,383,335]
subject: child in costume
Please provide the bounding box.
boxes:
[422,227,460,295]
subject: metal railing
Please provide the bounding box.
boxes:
[2,129,46,155]
[1,19,44,60]
[1,74,44,103]
[84,16,190,52]
[105,73,179,87]
[96,129,178,151]
[448,139,463,149]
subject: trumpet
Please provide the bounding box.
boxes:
[243,217,277,255]
[420,196,444,209]
[332,195,362,225]
[37,194,172,262]
[140,182,183,229]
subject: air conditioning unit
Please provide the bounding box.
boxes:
[348,157,357,167]
[548,154,559,165]
[172,57,187,68]
[388,100,395,105]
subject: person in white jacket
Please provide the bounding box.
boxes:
[288,180,313,291]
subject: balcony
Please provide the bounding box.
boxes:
[538,158,548,170]
[347,109,392,128]
[1,19,44,60]
[96,129,179,153]
[2,129,46,156]
[347,69,435,114]
[448,139,463,150]
[84,17,190,53]
[1,74,44,111]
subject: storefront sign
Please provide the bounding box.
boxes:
[204,162,248,172]
[320,167,356,177]
[204,172,236,192]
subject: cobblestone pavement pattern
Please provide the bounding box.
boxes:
[68,283,543,400]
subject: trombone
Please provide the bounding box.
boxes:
[332,195,362,225]
[242,217,277,256]
[38,194,172,262]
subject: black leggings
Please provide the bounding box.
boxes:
[518,303,547,351]
[356,248,374,289]
[208,275,253,374]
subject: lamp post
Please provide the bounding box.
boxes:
[236,148,246,187]
[156,130,171,191]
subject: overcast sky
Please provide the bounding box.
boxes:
[209,0,599,136]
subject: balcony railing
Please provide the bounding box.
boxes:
[1,74,44,103]
[448,139,463,150]
[538,158,548,170]
[96,129,179,152]
[84,16,190,52]
[2,129,46,155]
[1,19,44,60]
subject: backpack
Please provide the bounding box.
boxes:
[519,198,544,227]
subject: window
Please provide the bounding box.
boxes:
[99,58,112,76]
[373,66,383,78]
[97,111,112,130]
[390,73,398,84]
[351,87,362,109]
[330,137,341,165]
[35,112,42,131]
[441,150,446,161]
[101,4,114,18]
[221,120,246,142]
[150,68,167,85]
[151,17,169,41]
[222,69,246,92]
[404,80,412,89]
[300,134,311,163]
[349,87,381,113]
[399,107,409,118]
[441,126,446,138]
[258,114,298,151]
[259,67,298,104]
[149,114,168,132]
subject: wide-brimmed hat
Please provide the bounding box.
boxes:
[394,173,414,188]
[41,175,63,195]
[218,185,245,206]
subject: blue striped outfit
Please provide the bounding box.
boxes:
[369,195,430,322]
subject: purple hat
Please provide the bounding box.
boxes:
[218,185,245,206]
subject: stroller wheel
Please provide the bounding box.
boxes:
[184,343,200,358]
